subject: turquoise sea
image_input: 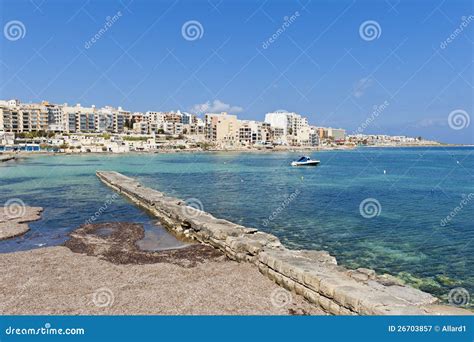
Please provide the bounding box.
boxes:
[0,147,473,305]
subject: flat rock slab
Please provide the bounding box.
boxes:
[0,246,326,315]
[0,206,43,240]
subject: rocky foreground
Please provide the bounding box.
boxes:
[0,206,43,240]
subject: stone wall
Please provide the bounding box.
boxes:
[96,171,470,315]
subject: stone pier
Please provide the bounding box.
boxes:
[96,171,471,315]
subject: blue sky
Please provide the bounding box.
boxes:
[0,0,472,143]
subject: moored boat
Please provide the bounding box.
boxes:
[291,156,320,166]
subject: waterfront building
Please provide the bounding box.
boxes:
[133,121,150,135]
[63,104,96,133]
[264,111,310,144]
[328,128,346,141]
[43,101,64,132]
[0,132,14,145]
[182,112,195,125]
[183,117,205,136]
[0,102,48,133]
[316,127,346,142]
[131,112,145,123]
[238,120,270,145]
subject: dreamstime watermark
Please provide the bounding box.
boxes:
[262,189,300,227]
[181,198,204,218]
[359,20,381,41]
[4,323,85,336]
[448,287,470,307]
[92,287,115,307]
[440,15,474,49]
[181,20,204,41]
[262,11,300,49]
[270,288,293,308]
[3,198,26,219]
[84,193,119,225]
[3,20,26,41]
[359,198,381,219]
[448,109,470,130]
[353,100,390,134]
[84,11,123,49]
[440,193,474,227]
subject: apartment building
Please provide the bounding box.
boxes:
[0,101,48,133]
[205,112,239,144]
[317,127,346,141]
[264,111,309,143]
[238,120,270,145]
[63,104,96,133]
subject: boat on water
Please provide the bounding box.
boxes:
[291,156,320,166]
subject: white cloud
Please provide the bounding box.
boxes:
[352,77,374,98]
[191,100,243,114]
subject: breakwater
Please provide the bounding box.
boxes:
[96,171,470,315]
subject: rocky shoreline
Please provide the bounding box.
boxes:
[96,170,471,316]
[0,222,324,315]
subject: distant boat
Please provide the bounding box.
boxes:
[291,156,320,166]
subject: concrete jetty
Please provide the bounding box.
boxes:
[96,171,471,315]
[0,155,16,162]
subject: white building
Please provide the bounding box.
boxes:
[264,111,310,144]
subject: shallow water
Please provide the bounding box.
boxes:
[0,147,472,304]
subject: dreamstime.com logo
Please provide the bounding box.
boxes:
[84,193,119,225]
[4,322,85,336]
[440,193,474,227]
[262,189,300,227]
[3,198,27,219]
[440,15,474,49]
[262,11,300,49]
[84,11,123,49]
[448,109,470,130]
[353,100,390,134]
[181,198,204,218]
[448,287,470,307]
[359,20,382,41]
[92,287,115,308]
[3,20,26,41]
[181,20,204,41]
[359,198,382,219]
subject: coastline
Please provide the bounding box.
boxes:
[1,142,468,158]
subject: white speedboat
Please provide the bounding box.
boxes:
[291,156,320,166]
